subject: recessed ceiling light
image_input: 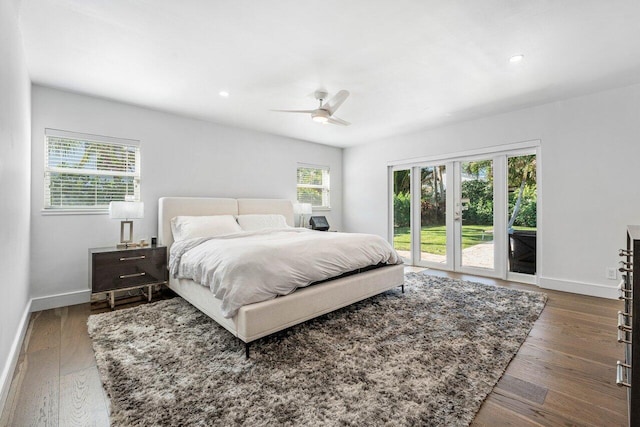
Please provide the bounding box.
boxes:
[219,91,229,98]
[509,54,524,63]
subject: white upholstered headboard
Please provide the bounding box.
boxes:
[158,197,295,250]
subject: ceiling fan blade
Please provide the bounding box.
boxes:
[326,116,351,126]
[270,109,316,113]
[324,90,350,114]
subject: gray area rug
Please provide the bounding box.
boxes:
[87,273,547,426]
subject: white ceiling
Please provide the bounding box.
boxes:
[17,0,640,148]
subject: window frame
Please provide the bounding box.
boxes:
[296,163,331,210]
[43,128,141,214]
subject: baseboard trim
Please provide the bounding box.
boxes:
[0,299,32,418]
[538,276,618,299]
[30,289,91,312]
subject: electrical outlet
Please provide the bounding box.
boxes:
[606,267,617,280]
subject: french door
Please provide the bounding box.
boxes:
[390,146,538,282]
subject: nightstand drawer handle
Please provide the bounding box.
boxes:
[618,311,632,332]
[618,327,631,344]
[119,272,146,279]
[617,361,631,388]
[618,281,632,295]
[120,255,146,261]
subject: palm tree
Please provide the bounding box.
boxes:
[507,155,536,230]
[394,169,411,194]
[461,156,536,230]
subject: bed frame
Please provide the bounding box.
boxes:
[158,197,405,357]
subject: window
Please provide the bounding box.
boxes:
[44,129,140,211]
[297,164,330,208]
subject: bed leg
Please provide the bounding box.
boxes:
[245,342,250,359]
[401,284,405,293]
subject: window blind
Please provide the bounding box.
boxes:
[44,129,140,210]
[297,164,330,208]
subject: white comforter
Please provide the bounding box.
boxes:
[170,228,402,318]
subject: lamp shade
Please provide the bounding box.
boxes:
[300,203,313,214]
[293,202,313,215]
[109,201,144,219]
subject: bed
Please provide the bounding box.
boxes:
[158,197,405,356]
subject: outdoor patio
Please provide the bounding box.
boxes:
[396,242,495,270]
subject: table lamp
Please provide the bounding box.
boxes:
[109,200,144,248]
[293,202,313,228]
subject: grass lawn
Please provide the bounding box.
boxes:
[393,225,536,254]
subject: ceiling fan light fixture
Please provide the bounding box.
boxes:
[312,110,330,123]
[274,90,350,126]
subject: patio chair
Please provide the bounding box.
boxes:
[509,230,536,274]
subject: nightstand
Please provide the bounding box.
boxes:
[89,245,168,309]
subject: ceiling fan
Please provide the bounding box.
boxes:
[272,90,351,126]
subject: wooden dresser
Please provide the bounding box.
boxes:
[89,245,167,309]
[618,226,640,426]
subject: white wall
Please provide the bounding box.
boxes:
[0,0,32,412]
[344,83,640,297]
[30,86,342,305]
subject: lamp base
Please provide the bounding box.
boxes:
[116,241,150,249]
[120,220,134,243]
[116,242,139,249]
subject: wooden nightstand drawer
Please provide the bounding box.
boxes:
[90,246,167,293]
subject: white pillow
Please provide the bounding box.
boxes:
[171,215,242,241]
[237,214,289,231]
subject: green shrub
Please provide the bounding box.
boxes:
[394,181,536,229]
[394,192,411,227]
[461,180,493,226]
[509,184,537,227]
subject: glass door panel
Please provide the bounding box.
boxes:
[507,154,537,276]
[420,165,448,266]
[390,146,537,283]
[459,159,495,270]
[392,169,411,262]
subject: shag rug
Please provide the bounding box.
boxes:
[87,273,546,426]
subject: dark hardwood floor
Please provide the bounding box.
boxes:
[0,271,627,426]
